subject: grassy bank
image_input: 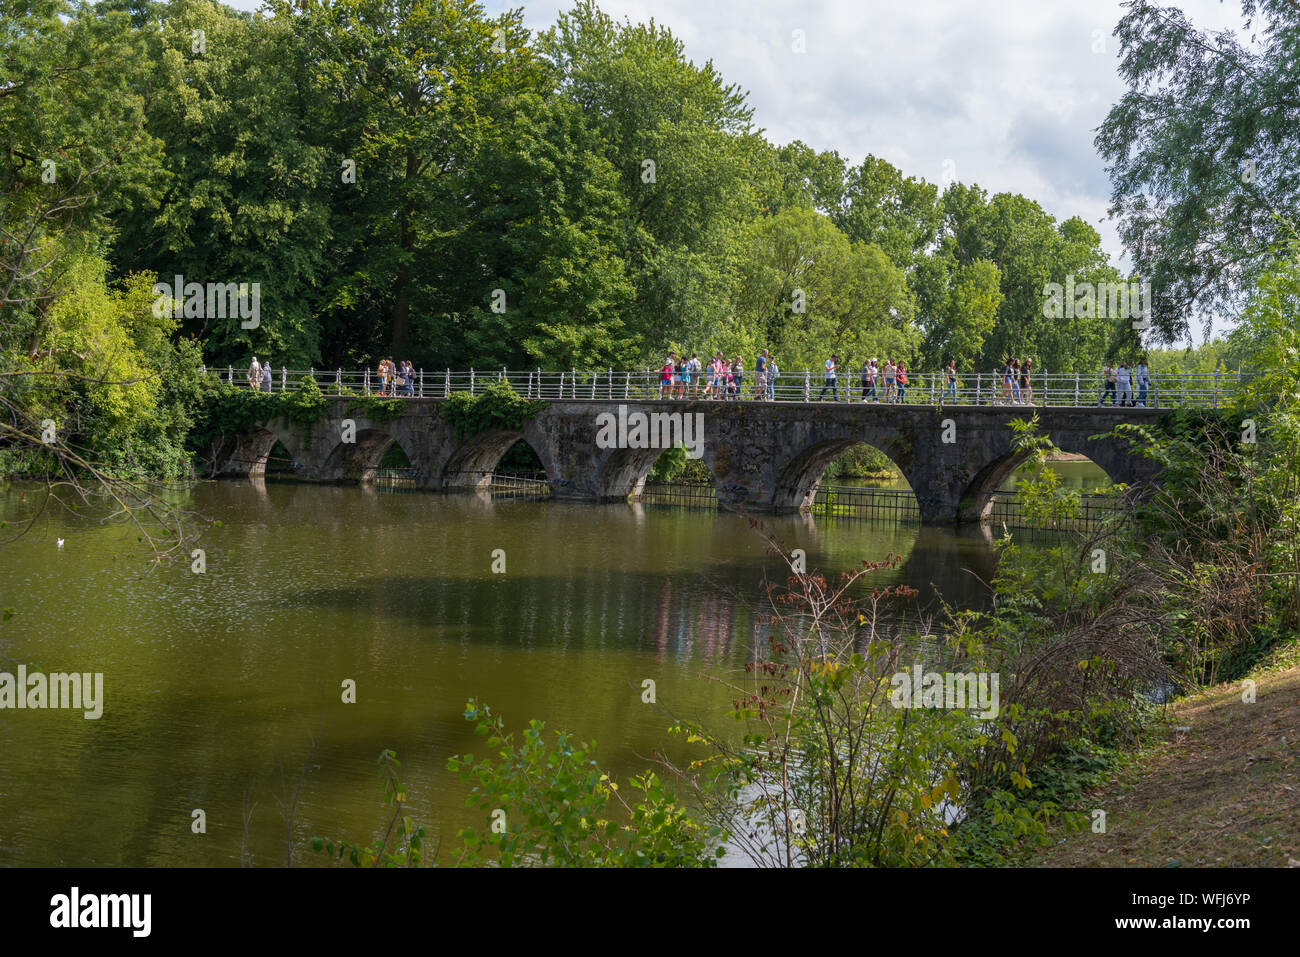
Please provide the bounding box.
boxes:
[1017,639,1300,868]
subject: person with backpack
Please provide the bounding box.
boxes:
[896,361,909,403]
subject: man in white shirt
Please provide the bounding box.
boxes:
[817,354,839,401]
[1117,362,1133,406]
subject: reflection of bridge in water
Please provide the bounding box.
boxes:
[209,396,1161,526]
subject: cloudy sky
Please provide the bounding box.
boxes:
[223,0,1250,336]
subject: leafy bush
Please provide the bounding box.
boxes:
[446,700,721,867]
[438,381,548,442]
[189,375,329,454]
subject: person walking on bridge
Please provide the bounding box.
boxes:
[248,356,262,392]
[261,361,273,394]
[818,354,839,401]
[942,360,958,404]
[1100,363,1118,405]
[659,352,675,399]
[1135,358,1150,407]
[1117,362,1133,406]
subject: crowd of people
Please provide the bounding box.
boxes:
[1098,359,1154,408]
[374,357,417,396]
[650,351,1156,408]
[654,351,932,403]
[657,351,783,400]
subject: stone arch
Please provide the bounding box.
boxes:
[957,429,1142,523]
[440,428,554,489]
[591,445,718,502]
[318,427,403,483]
[770,436,913,511]
[211,422,305,478]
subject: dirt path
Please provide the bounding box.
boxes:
[1033,665,1300,867]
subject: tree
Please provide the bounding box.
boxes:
[941,185,1121,372]
[835,154,942,273]
[728,205,916,371]
[444,93,635,369]
[538,0,761,357]
[1,0,160,340]
[1096,0,1300,340]
[284,0,550,361]
[109,0,330,369]
[921,258,1003,368]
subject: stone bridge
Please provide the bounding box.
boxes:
[206,397,1162,524]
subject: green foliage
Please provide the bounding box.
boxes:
[0,263,207,479]
[344,395,405,426]
[438,380,547,442]
[942,184,1123,372]
[446,700,720,867]
[189,375,328,456]
[538,0,760,355]
[822,444,899,481]
[108,0,328,368]
[1097,0,1299,338]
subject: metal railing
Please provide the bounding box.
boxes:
[207,365,1253,409]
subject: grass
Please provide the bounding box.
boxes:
[1025,645,1300,867]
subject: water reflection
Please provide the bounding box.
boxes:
[0,479,1016,866]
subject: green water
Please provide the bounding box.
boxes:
[0,467,1102,866]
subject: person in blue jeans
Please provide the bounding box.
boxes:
[896,361,909,403]
[818,354,839,401]
[942,360,957,403]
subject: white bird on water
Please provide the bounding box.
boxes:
[56,538,64,548]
